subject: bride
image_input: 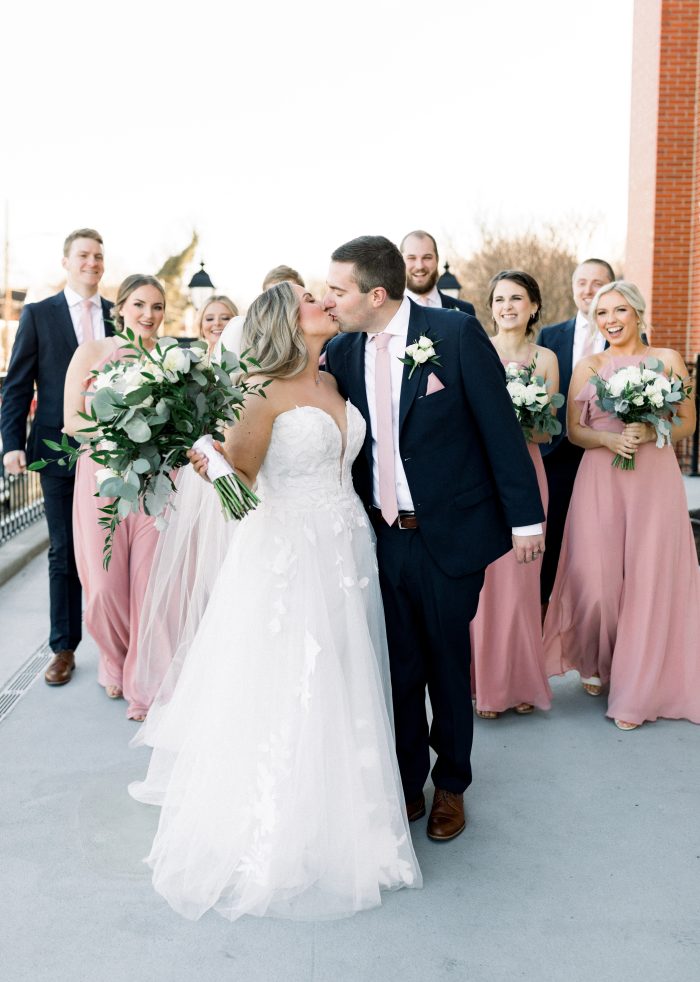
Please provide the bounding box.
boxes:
[129,282,421,921]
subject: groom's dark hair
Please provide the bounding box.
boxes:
[331,236,406,301]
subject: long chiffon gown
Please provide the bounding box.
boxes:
[543,354,700,725]
[470,439,552,714]
[129,403,421,921]
[72,346,159,719]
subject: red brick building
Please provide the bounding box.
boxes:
[626,0,700,364]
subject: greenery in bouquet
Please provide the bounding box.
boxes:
[590,357,692,470]
[30,330,268,567]
[504,360,564,440]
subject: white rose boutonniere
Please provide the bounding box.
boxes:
[399,332,441,379]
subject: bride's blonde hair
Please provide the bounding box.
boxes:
[239,281,308,380]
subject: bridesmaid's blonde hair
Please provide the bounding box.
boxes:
[240,281,308,380]
[588,280,648,337]
[194,295,239,339]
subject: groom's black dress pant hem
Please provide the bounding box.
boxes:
[373,520,484,802]
[541,440,583,603]
[40,473,82,653]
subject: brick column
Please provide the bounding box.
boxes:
[626,0,700,362]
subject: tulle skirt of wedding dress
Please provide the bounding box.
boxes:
[132,465,235,715]
[129,490,421,922]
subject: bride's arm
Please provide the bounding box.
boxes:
[189,382,278,486]
[221,387,276,487]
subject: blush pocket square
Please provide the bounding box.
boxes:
[426,372,445,395]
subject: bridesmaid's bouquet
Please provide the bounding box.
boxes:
[30,332,267,567]
[590,358,692,470]
[504,361,564,440]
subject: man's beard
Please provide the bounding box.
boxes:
[407,268,439,295]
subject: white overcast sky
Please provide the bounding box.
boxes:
[2,0,634,308]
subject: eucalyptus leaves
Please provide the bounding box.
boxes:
[30,331,267,567]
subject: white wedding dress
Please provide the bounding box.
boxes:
[129,403,421,921]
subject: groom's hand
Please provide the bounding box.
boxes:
[512,533,546,565]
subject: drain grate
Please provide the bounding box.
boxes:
[0,643,52,724]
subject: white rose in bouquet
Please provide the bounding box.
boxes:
[524,383,549,407]
[417,336,434,350]
[92,366,123,391]
[121,365,149,394]
[95,467,119,491]
[162,346,191,376]
[608,366,642,396]
[507,380,528,405]
[413,348,430,364]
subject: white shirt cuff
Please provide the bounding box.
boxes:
[512,524,543,536]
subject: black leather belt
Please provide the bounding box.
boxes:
[369,507,419,529]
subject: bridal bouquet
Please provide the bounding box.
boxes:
[590,358,692,470]
[504,361,564,440]
[30,332,267,567]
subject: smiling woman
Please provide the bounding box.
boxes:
[195,295,239,353]
[63,274,166,721]
[543,279,700,731]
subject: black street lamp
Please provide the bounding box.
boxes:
[187,261,215,310]
[437,261,461,299]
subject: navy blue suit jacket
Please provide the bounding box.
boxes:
[325,302,544,578]
[537,316,576,455]
[1,291,114,477]
[439,291,476,317]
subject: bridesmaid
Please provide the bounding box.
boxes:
[64,274,165,720]
[543,280,700,730]
[195,295,239,355]
[470,271,557,718]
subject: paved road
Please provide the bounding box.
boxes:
[1,552,699,982]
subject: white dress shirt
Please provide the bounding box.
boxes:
[405,285,442,308]
[64,286,106,344]
[364,296,542,536]
[572,310,605,367]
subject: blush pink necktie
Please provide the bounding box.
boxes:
[373,332,399,526]
[80,298,94,343]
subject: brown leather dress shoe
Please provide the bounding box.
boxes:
[44,650,75,686]
[406,793,426,822]
[427,788,466,841]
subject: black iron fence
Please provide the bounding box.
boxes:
[0,373,46,547]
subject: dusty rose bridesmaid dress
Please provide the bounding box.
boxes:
[543,354,700,725]
[470,440,552,715]
[72,346,159,719]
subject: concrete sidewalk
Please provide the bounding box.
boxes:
[1,555,699,982]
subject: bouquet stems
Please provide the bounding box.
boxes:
[212,473,259,520]
[612,454,636,471]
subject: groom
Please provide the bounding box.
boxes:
[323,236,544,841]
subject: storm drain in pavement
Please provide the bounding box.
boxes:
[0,642,52,724]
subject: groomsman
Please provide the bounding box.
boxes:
[324,236,543,841]
[1,229,114,685]
[537,257,615,609]
[400,230,476,315]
